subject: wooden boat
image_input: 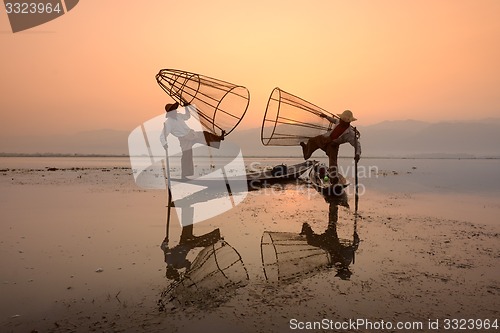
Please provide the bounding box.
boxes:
[168,160,314,191]
[246,160,313,189]
[306,162,349,197]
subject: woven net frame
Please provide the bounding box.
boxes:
[183,240,249,289]
[261,87,359,146]
[164,240,249,297]
[156,69,250,136]
[260,231,331,282]
[260,216,359,282]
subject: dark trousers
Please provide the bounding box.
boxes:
[302,135,340,168]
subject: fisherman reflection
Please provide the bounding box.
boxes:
[300,194,360,280]
[160,101,225,179]
[162,224,221,281]
[159,225,249,311]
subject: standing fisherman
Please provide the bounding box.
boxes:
[160,102,225,179]
[300,110,361,169]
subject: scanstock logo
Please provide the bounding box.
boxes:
[3,0,79,33]
[128,106,249,227]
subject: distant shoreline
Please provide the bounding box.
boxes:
[0,153,499,160]
[0,153,129,158]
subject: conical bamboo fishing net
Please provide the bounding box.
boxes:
[156,69,250,136]
[261,87,337,146]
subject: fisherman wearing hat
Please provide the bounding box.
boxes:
[160,101,225,178]
[300,110,361,169]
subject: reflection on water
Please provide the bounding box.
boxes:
[162,224,222,281]
[261,192,359,281]
[159,225,249,311]
[158,163,361,311]
[301,201,360,280]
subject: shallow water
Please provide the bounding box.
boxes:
[0,156,132,169]
[2,156,499,195]
[0,157,498,331]
[245,156,500,195]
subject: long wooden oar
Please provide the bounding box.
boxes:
[353,127,360,265]
[354,127,360,213]
[160,142,173,256]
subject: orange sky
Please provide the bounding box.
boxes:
[1,0,499,136]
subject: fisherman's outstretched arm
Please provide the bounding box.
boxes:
[179,108,192,120]
[320,113,338,124]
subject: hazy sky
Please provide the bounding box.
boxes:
[1,0,499,137]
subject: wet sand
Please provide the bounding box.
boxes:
[0,164,499,332]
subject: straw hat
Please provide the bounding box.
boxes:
[337,110,357,122]
[165,102,179,112]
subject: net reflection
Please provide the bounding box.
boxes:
[261,193,359,282]
[159,224,249,311]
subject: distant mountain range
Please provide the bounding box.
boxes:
[230,119,500,158]
[355,119,500,158]
[1,119,499,158]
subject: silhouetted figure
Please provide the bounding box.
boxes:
[300,195,359,280]
[160,101,225,178]
[159,225,248,311]
[163,224,221,281]
[300,110,361,169]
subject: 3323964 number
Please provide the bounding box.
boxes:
[4,2,62,14]
[443,319,499,330]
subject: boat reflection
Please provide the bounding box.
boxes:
[261,192,359,282]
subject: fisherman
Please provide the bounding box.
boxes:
[160,101,225,178]
[300,110,361,169]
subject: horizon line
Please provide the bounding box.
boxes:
[1,153,499,160]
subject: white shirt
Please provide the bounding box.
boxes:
[160,108,192,147]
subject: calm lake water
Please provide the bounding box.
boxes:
[1,156,499,195]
